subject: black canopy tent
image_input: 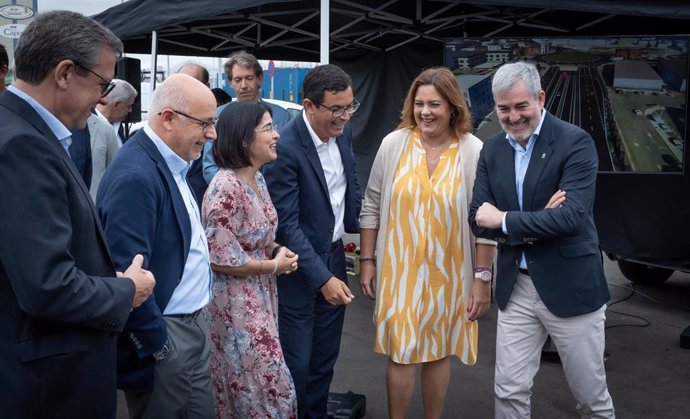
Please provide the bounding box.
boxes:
[93,0,690,275]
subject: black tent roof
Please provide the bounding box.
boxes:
[92,0,690,61]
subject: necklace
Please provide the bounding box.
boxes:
[421,138,450,165]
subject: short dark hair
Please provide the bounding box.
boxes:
[0,43,8,68]
[224,50,263,79]
[213,101,272,169]
[15,10,123,84]
[211,88,231,107]
[302,64,352,106]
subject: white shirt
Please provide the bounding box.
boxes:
[113,121,123,147]
[144,124,212,315]
[302,111,347,243]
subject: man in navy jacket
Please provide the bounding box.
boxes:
[0,11,154,418]
[469,62,614,418]
[98,74,217,418]
[263,64,362,419]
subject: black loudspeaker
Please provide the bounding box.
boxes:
[115,57,142,123]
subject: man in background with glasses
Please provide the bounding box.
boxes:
[0,11,155,418]
[263,64,362,419]
[97,73,218,419]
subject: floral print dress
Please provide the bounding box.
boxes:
[202,168,297,419]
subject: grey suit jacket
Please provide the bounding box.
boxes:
[88,113,120,199]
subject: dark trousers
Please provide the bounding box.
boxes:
[279,243,347,419]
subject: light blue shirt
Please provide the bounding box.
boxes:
[202,99,292,183]
[501,109,546,270]
[144,124,212,315]
[8,85,72,154]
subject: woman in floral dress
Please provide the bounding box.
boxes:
[202,100,299,419]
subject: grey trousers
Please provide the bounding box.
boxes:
[125,313,214,419]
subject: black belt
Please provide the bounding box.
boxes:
[330,239,342,251]
[518,268,530,276]
[168,308,202,320]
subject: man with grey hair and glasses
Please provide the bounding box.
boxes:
[469,61,614,418]
[97,78,138,145]
[0,10,155,418]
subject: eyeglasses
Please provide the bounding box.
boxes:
[74,62,116,98]
[161,109,218,131]
[255,123,278,134]
[315,98,360,118]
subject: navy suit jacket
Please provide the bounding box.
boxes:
[0,91,134,417]
[68,123,93,187]
[263,113,361,306]
[469,112,610,318]
[97,129,191,391]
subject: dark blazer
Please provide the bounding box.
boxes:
[263,113,362,305]
[97,129,191,391]
[469,112,610,318]
[0,91,135,418]
[68,123,93,187]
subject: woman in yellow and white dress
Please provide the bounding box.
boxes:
[359,67,496,419]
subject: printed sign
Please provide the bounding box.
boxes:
[0,23,25,39]
[0,4,34,20]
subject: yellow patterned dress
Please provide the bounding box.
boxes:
[374,128,478,365]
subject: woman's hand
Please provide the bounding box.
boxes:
[275,246,298,275]
[359,261,376,300]
[466,279,491,321]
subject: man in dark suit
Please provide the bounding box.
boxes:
[0,11,155,419]
[469,61,615,418]
[97,73,217,419]
[263,64,362,419]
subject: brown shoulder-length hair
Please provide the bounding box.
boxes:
[397,67,473,137]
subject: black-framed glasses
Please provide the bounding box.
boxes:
[74,62,116,98]
[160,109,217,131]
[315,98,360,118]
[254,122,277,134]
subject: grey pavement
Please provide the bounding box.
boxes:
[117,257,690,418]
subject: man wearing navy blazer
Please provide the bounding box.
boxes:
[98,74,217,418]
[0,11,154,419]
[469,62,614,418]
[263,64,362,419]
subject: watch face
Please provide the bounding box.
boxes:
[153,344,170,360]
[475,271,492,282]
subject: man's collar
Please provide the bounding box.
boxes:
[143,124,191,177]
[301,111,334,147]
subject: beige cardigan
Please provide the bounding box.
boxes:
[359,128,496,308]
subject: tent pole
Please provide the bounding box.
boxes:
[320,0,329,64]
[150,30,158,90]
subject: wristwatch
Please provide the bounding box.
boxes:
[152,342,170,361]
[474,268,492,283]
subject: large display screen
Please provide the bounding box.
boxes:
[445,36,688,173]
